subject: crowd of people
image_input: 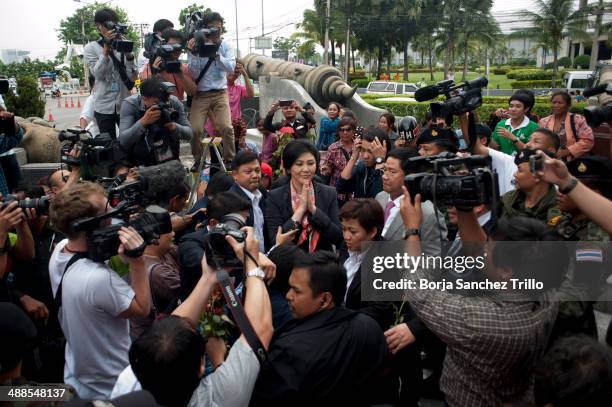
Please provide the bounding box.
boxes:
[1,7,612,407]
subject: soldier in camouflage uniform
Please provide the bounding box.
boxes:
[551,156,612,343]
[497,149,562,225]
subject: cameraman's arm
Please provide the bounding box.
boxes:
[455,208,487,257]
[118,227,151,318]
[179,65,198,97]
[84,42,112,81]
[172,261,217,326]
[169,98,193,141]
[0,113,24,151]
[217,42,236,73]
[13,210,34,261]
[118,98,147,150]
[459,113,488,156]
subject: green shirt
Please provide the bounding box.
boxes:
[493,117,539,155]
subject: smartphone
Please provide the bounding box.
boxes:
[529,155,543,174]
[279,99,293,107]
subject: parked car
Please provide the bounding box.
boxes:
[563,71,592,92]
[366,81,420,95]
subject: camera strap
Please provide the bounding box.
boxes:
[195,58,215,85]
[109,51,135,91]
[216,268,268,367]
[54,252,89,309]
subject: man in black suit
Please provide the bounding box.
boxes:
[229,151,269,251]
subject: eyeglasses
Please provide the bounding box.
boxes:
[339,127,353,132]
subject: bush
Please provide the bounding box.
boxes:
[351,78,370,88]
[574,54,591,69]
[493,68,510,75]
[511,80,560,88]
[512,70,565,81]
[507,69,541,79]
[3,75,45,118]
[557,56,572,68]
[509,58,537,66]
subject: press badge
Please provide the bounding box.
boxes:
[110,81,119,92]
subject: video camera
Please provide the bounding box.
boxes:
[415,77,488,116]
[0,78,8,94]
[103,21,134,53]
[184,11,221,58]
[143,33,183,74]
[404,153,499,208]
[59,129,118,179]
[582,83,612,127]
[1,194,50,215]
[203,213,247,270]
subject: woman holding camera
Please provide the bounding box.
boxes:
[320,117,357,206]
[539,91,594,160]
[266,140,343,252]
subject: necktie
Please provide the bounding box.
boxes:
[384,199,395,222]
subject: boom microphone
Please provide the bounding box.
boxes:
[583,83,610,98]
[415,85,442,102]
[137,160,188,203]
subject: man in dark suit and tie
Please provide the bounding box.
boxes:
[229,151,270,252]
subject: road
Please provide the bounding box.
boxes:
[45,95,84,130]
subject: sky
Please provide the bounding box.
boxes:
[0,0,560,61]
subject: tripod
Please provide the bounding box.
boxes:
[188,136,226,209]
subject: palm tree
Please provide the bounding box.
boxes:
[457,10,501,81]
[390,0,423,81]
[570,0,612,69]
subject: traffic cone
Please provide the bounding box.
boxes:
[77,98,81,108]
[57,98,61,108]
[65,98,69,108]
[70,98,75,108]
[48,111,54,122]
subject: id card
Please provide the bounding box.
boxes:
[110,81,119,92]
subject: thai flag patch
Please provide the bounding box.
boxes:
[576,248,604,263]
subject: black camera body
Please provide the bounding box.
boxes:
[203,213,247,269]
[59,129,117,178]
[1,195,50,215]
[415,77,488,116]
[103,21,134,53]
[143,33,183,74]
[0,78,8,94]
[185,12,221,58]
[403,153,499,208]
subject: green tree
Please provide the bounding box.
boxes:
[273,37,299,54]
[4,76,46,118]
[391,0,422,81]
[570,0,612,69]
[0,60,55,79]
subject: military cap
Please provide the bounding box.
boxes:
[567,156,612,197]
[416,126,459,148]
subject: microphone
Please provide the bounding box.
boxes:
[415,85,441,102]
[583,83,609,98]
[137,160,188,202]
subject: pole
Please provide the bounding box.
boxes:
[261,0,265,56]
[323,0,330,65]
[234,0,240,57]
[81,17,89,91]
[344,17,350,81]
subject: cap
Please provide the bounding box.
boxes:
[416,126,459,148]
[0,303,37,373]
[260,162,273,178]
[567,156,612,197]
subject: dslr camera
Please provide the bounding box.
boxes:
[415,77,488,116]
[143,33,183,74]
[103,21,134,53]
[203,213,247,269]
[404,153,499,208]
[59,129,118,179]
[185,11,221,58]
[154,82,179,125]
[1,194,50,215]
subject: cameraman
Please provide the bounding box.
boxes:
[84,8,138,139]
[0,109,24,196]
[119,77,192,166]
[48,182,151,399]
[187,12,237,164]
[140,29,197,100]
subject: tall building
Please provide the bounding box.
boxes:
[1,49,31,64]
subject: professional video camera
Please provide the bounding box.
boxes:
[415,77,489,116]
[404,153,499,208]
[1,194,50,215]
[143,33,183,74]
[103,21,134,53]
[582,82,612,127]
[184,11,221,58]
[59,129,117,179]
[72,204,172,263]
[203,213,247,269]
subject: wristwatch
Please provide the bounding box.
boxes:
[375,156,384,165]
[559,176,578,194]
[246,267,265,280]
[403,228,420,239]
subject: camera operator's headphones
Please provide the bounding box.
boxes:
[398,116,418,142]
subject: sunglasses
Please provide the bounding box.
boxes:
[339,127,353,132]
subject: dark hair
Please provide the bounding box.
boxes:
[159,181,190,208]
[387,147,419,174]
[203,12,224,26]
[514,89,536,111]
[509,92,532,110]
[282,140,320,173]
[336,117,356,135]
[535,335,612,407]
[130,316,205,407]
[551,91,572,107]
[339,198,384,240]
[268,244,305,295]
[161,28,185,45]
[294,251,347,305]
[379,113,396,131]
[361,126,390,146]
[109,160,132,177]
[140,77,165,98]
[476,123,492,145]
[153,19,174,34]
[533,127,561,151]
[207,191,251,221]
[204,171,234,198]
[490,217,567,289]
[424,110,433,125]
[341,109,356,120]
[88,74,95,89]
[231,150,260,170]
[327,102,342,113]
[94,8,118,25]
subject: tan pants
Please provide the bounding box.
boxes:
[189,90,235,163]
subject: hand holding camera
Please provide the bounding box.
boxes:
[534,150,572,188]
[400,186,423,230]
[225,226,260,271]
[117,226,146,264]
[140,105,162,127]
[0,201,24,234]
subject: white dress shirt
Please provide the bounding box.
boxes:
[239,185,265,252]
[343,250,366,303]
[382,195,403,237]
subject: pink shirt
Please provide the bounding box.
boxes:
[205,82,247,135]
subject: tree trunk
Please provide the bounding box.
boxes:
[589,5,602,70]
[331,39,336,66]
[351,47,356,73]
[428,36,434,81]
[386,48,391,76]
[376,46,383,79]
[403,42,409,81]
[552,46,559,88]
[339,43,344,71]
[462,38,469,81]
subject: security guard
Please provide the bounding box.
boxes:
[551,155,612,342]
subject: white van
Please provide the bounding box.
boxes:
[563,71,592,92]
[366,81,420,95]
